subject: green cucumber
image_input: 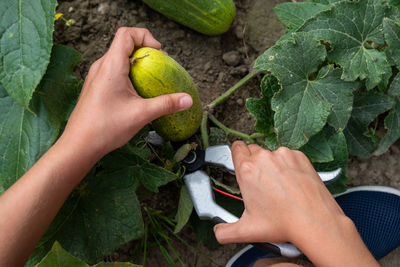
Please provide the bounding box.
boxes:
[130,47,202,142]
[142,0,236,35]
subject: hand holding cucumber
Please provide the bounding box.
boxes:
[62,27,194,160]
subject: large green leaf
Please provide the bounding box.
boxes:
[35,241,141,267]
[0,94,57,189]
[351,92,395,125]
[274,2,330,33]
[383,18,400,68]
[254,32,329,148]
[300,0,389,89]
[0,0,57,108]
[28,169,144,266]
[0,45,80,190]
[344,91,395,158]
[101,149,177,193]
[36,45,81,123]
[300,130,333,163]
[246,75,280,135]
[254,32,357,148]
[344,118,376,158]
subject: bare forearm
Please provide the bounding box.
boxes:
[0,135,100,266]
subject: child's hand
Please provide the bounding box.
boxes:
[61,27,193,159]
[214,141,378,266]
[214,141,344,245]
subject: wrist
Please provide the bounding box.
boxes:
[57,130,106,164]
[294,215,378,267]
[53,133,104,176]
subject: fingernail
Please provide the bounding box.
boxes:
[179,95,193,110]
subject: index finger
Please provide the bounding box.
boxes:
[231,141,251,169]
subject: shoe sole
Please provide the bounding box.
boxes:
[334,185,400,197]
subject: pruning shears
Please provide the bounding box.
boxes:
[145,131,341,258]
[181,144,342,258]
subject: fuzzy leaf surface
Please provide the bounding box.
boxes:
[35,241,141,267]
[300,0,388,89]
[0,0,57,107]
[383,18,400,67]
[174,185,193,233]
[274,2,330,33]
[254,33,356,148]
[0,46,80,190]
[344,92,395,158]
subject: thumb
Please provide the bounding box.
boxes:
[214,221,249,244]
[142,93,193,122]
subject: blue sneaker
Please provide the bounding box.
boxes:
[226,186,400,267]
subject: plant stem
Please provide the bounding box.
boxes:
[250,132,266,139]
[207,69,263,110]
[201,69,263,148]
[201,111,209,148]
[208,114,253,143]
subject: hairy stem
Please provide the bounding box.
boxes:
[207,69,263,110]
[201,69,263,147]
[250,132,266,139]
[201,111,209,148]
[208,114,254,143]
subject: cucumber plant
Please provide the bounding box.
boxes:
[201,0,400,194]
[1,0,400,265]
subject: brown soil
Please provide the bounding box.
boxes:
[54,0,400,266]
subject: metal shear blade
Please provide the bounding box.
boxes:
[183,145,342,184]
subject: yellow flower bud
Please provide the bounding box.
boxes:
[55,13,63,21]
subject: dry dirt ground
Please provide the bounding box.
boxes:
[55,0,400,265]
